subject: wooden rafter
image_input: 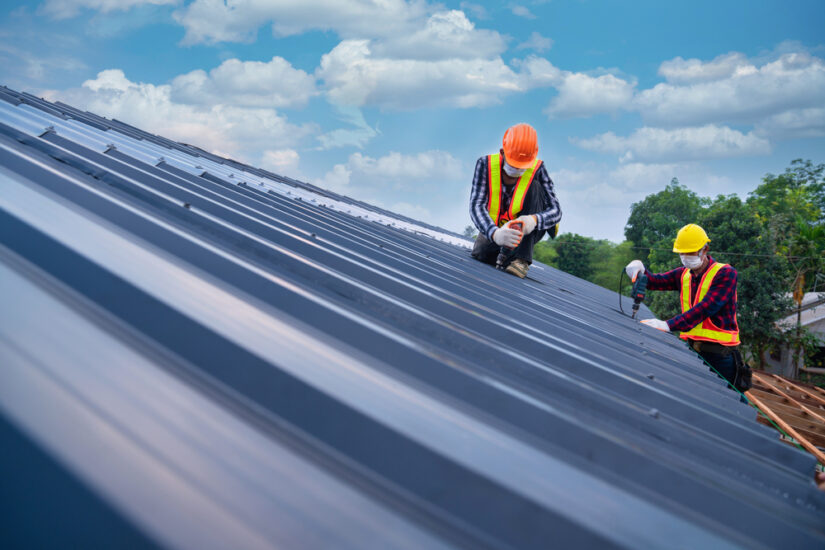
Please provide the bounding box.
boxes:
[756,381,825,427]
[745,391,825,465]
[748,371,825,465]
[767,374,825,408]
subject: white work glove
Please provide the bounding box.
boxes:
[492,222,523,248]
[515,214,537,236]
[625,260,645,281]
[640,318,670,332]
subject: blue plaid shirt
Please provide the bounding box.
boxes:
[469,156,562,240]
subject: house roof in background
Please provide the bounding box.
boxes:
[1,85,824,549]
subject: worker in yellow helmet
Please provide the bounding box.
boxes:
[625,224,752,396]
[469,123,562,278]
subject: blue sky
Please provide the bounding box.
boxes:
[1,0,823,241]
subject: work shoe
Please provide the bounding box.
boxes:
[505,258,529,278]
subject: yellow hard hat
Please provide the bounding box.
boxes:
[673,224,710,253]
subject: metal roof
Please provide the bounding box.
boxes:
[1,85,824,549]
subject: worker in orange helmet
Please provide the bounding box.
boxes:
[469,123,562,278]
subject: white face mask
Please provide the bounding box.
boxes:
[502,162,526,178]
[680,253,704,270]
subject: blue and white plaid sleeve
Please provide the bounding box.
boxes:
[469,156,498,240]
[533,164,561,231]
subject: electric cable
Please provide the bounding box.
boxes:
[547,240,825,262]
[618,269,630,317]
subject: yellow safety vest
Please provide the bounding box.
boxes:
[487,154,542,227]
[679,262,740,345]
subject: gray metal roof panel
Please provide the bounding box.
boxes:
[1,87,824,549]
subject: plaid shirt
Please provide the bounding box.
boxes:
[469,156,562,241]
[645,256,738,333]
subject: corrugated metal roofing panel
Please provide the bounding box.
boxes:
[1,85,824,549]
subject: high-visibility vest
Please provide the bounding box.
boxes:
[487,153,542,227]
[679,262,740,345]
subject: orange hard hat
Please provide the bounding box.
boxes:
[502,123,538,169]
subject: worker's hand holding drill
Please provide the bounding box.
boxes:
[625,260,645,281]
[492,220,523,248]
[515,214,537,236]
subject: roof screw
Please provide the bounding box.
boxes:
[648,408,660,419]
[310,233,317,238]
[183,202,191,209]
[647,373,655,380]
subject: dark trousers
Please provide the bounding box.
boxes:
[471,229,545,265]
[695,345,752,401]
[471,178,548,266]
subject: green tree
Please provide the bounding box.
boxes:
[533,239,558,266]
[624,179,707,320]
[624,178,707,265]
[748,160,825,258]
[553,233,598,279]
[590,240,636,290]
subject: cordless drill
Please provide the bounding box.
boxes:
[496,220,523,271]
[631,273,648,319]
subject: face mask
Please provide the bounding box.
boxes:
[680,253,704,270]
[502,162,526,178]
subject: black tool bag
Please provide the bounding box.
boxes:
[732,349,752,393]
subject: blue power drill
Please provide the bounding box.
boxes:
[631,273,648,319]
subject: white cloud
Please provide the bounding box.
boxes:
[315,163,353,194]
[314,150,467,232]
[316,150,462,192]
[459,1,488,20]
[49,69,316,159]
[170,56,317,109]
[349,150,463,183]
[0,42,86,82]
[510,5,535,19]
[260,149,300,173]
[371,10,507,60]
[317,106,378,149]
[515,56,564,88]
[516,31,553,53]
[753,107,825,139]
[550,164,678,240]
[545,72,636,119]
[173,2,509,60]
[173,0,429,45]
[39,0,177,19]
[608,163,682,191]
[657,52,749,84]
[636,51,825,126]
[317,39,524,109]
[572,125,771,163]
[550,162,737,241]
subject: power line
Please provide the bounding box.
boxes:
[543,241,825,261]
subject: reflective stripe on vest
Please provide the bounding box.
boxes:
[487,154,542,227]
[679,262,740,345]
